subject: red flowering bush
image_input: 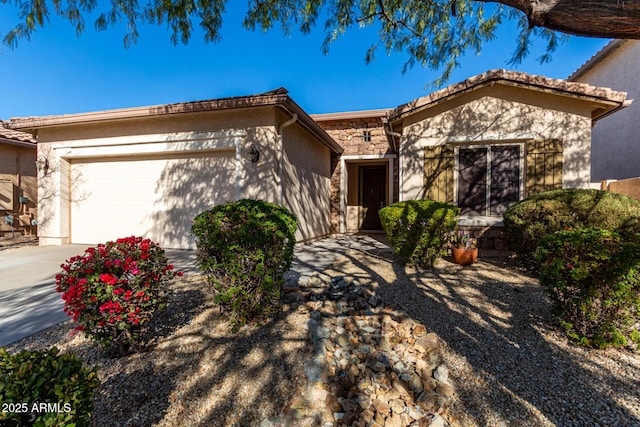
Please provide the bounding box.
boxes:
[55,236,182,355]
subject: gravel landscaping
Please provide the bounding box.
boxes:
[4,240,640,426]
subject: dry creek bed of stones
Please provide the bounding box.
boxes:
[275,273,454,427]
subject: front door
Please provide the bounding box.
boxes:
[360,165,387,230]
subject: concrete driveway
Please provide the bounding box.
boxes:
[0,244,200,347]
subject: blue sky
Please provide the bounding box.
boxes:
[0,3,609,119]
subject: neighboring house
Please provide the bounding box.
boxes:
[569,40,639,182]
[0,123,37,237]
[9,70,629,249]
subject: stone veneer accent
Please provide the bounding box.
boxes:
[316,116,398,233]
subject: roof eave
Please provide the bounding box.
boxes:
[8,90,343,154]
[388,70,628,124]
[0,137,37,149]
[9,92,291,132]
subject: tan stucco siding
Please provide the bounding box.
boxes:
[573,41,640,181]
[400,89,592,202]
[0,143,37,235]
[282,123,332,241]
[35,108,283,248]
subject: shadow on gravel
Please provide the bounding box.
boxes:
[89,277,314,427]
[324,245,640,426]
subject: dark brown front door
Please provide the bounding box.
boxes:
[360,165,387,230]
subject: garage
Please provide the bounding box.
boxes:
[70,150,236,249]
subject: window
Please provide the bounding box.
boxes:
[456,144,522,216]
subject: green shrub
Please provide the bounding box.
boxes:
[535,228,640,348]
[0,347,100,427]
[503,189,640,256]
[191,199,297,330]
[380,200,460,268]
[55,236,181,355]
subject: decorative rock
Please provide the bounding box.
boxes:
[300,275,453,427]
[436,382,455,400]
[372,398,390,414]
[368,295,383,308]
[433,366,449,383]
[407,404,426,420]
[385,413,403,427]
[336,334,350,347]
[414,334,439,354]
[412,324,427,337]
[378,336,392,353]
[392,378,412,398]
[372,361,387,373]
[389,398,406,415]
[326,394,343,412]
[429,414,445,427]
[409,374,424,394]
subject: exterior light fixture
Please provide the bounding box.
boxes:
[36,156,49,174]
[248,145,260,163]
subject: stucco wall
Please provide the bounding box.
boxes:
[399,86,593,202]
[282,121,332,241]
[0,142,37,235]
[35,107,288,247]
[572,41,640,181]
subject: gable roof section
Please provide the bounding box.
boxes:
[9,88,343,154]
[0,121,36,148]
[389,69,629,124]
[568,40,626,81]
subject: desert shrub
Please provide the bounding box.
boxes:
[535,228,640,348]
[380,200,460,268]
[56,236,182,355]
[503,189,640,256]
[0,347,100,427]
[191,199,297,330]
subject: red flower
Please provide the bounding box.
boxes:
[100,274,118,285]
[113,287,125,295]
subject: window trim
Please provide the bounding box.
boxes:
[453,142,525,217]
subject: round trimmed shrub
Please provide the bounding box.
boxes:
[379,200,460,268]
[55,236,182,355]
[503,189,640,256]
[0,347,100,427]
[535,228,640,349]
[191,199,297,331]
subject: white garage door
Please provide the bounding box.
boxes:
[70,151,236,249]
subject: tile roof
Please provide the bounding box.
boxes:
[8,88,343,154]
[0,121,36,144]
[389,69,629,122]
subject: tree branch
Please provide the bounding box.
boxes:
[476,0,640,39]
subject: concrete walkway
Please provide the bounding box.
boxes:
[0,234,389,346]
